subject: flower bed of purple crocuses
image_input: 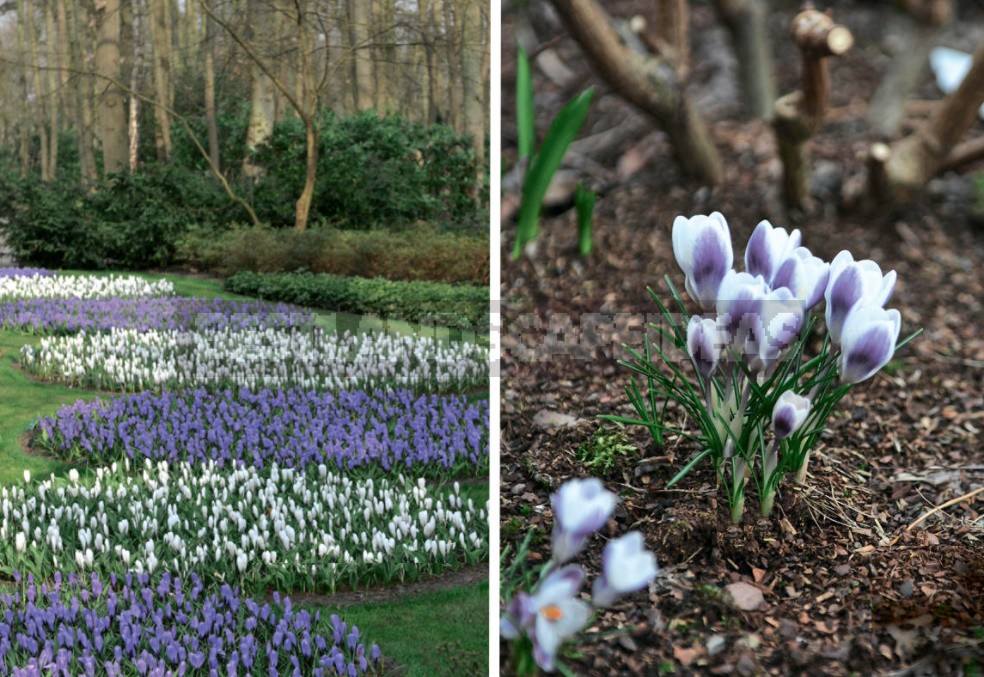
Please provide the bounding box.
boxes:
[0,297,311,333]
[35,388,489,476]
[0,571,379,676]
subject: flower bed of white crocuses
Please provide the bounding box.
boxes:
[20,326,489,393]
[0,273,174,299]
[2,462,487,594]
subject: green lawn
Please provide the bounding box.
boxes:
[0,270,490,675]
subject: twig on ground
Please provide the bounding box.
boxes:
[906,486,984,531]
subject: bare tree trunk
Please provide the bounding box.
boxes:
[350,0,373,109]
[241,0,276,178]
[713,0,775,120]
[866,0,952,137]
[867,41,984,207]
[24,0,51,181]
[149,0,174,161]
[203,8,221,172]
[429,0,446,122]
[772,8,853,211]
[15,0,32,178]
[443,0,459,128]
[460,0,484,171]
[129,0,147,172]
[44,0,60,178]
[654,0,689,80]
[548,0,722,184]
[95,0,129,174]
[294,0,318,231]
[66,0,98,185]
[54,0,73,141]
[202,0,319,230]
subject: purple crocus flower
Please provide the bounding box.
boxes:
[591,531,659,608]
[772,246,829,310]
[836,305,901,385]
[824,251,897,343]
[716,270,769,361]
[527,566,592,673]
[672,212,734,310]
[550,479,616,563]
[744,220,801,285]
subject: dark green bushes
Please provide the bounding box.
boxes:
[0,110,483,271]
[225,270,489,331]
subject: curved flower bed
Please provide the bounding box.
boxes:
[0,273,173,299]
[0,297,310,334]
[21,327,488,393]
[0,571,379,676]
[35,388,489,475]
[1,462,487,592]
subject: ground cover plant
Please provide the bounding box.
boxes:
[20,327,489,393]
[0,297,310,334]
[34,388,488,476]
[500,2,984,674]
[0,268,489,674]
[225,270,490,331]
[0,462,487,592]
[0,273,174,299]
[0,571,379,676]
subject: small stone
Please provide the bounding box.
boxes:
[532,409,579,430]
[707,634,726,657]
[726,581,765,611]
[899,580,914,598]
[779,619,799,640]
[735,654,757,677]
[834,564,850,576]
[511,483,526,495]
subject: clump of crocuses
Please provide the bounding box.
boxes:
[500,478,659,674]
[615,213,917,522]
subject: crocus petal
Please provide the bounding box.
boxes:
[825,251,897,343]
[551,479,616,562]
[837,306,901,384]
[745,220,801,285]
[717,270,768,362]
[772,247,830,310]
[672,213,734,309]
[772,391,811,440]
[757,287,805,371]
[687,316,722,379]
[591,532,659,608]
[531,597,592,672]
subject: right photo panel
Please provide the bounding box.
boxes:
[499,0,984,674]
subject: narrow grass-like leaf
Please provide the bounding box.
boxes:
[516,46,535,160]
[514,88,595,259]
[575,184,596,256]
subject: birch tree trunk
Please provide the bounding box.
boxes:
[129,0,146,172]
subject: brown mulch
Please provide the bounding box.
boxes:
[500,1,984,675]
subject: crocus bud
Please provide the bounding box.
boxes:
[23,470,30,484]
[757,287,805,372]
[672,212,734,310]
[825,251,897,343]
[837,305,901,385]
[772,246,830,310]
[686,316,721,379]
[591,531,659,608]
[744,220,801,285]
[772,391,811,440]
[551,478,616,563]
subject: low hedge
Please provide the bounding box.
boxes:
[179,225,489,285]
[225,271,489,331]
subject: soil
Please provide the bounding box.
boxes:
[500,1,984,675]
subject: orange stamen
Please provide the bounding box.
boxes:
[540,604,564,621]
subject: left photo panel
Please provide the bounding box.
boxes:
[0,0,492,675]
